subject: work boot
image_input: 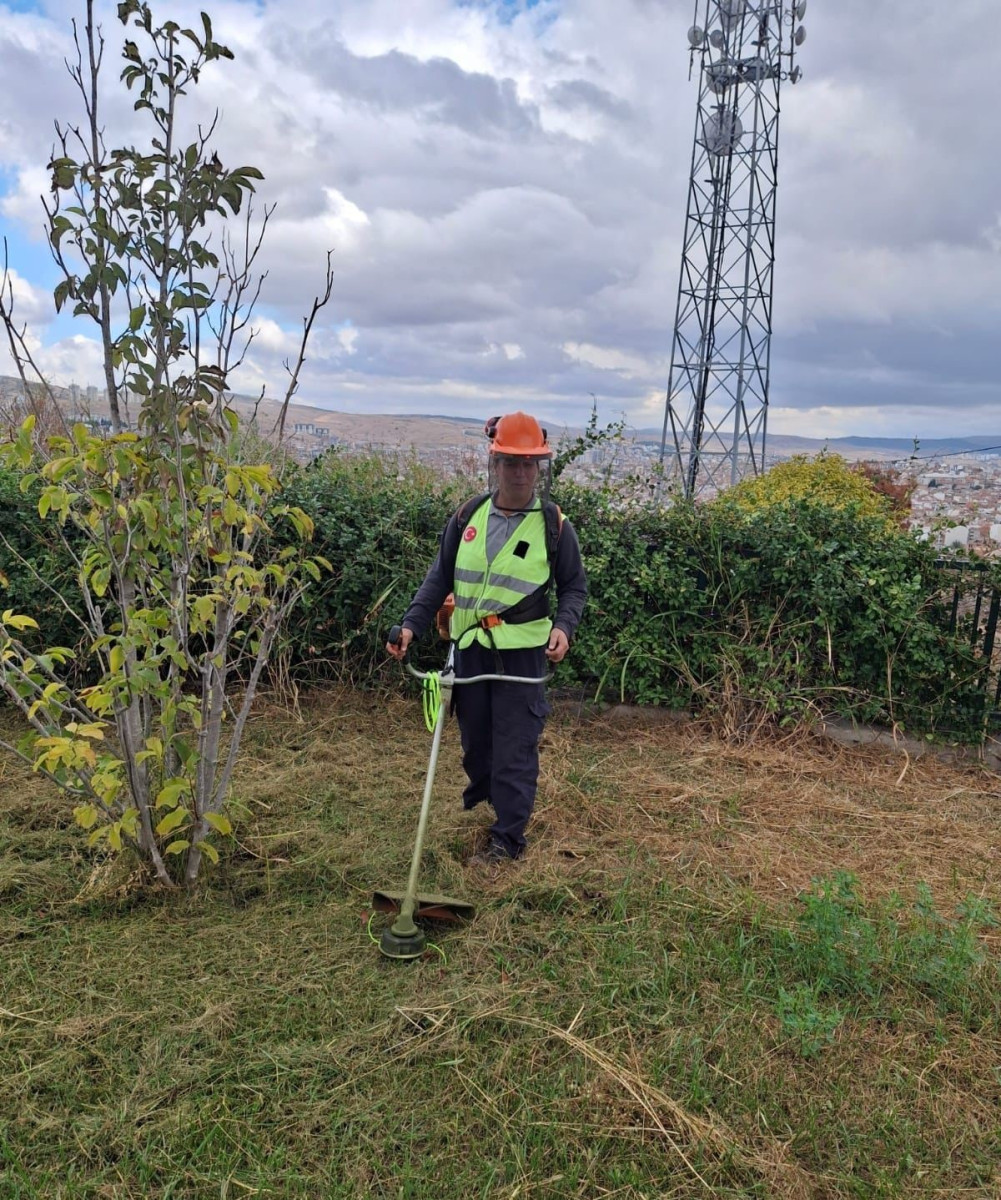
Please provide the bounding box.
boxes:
[466,836,511,867]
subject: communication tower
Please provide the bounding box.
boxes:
[659,0,807,499]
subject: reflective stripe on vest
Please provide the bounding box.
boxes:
[451,498,553,651]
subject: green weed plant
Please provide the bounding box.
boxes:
[774,871,998,1051]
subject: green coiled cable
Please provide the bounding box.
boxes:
[422,671,442,732]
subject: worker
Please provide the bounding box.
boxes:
[386,412,587,866]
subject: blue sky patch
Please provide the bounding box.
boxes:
[457,0,549,26]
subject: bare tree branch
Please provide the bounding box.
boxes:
[273,250,334,443]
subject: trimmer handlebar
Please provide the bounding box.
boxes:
[388,624,550,684]
[404,663,551,685]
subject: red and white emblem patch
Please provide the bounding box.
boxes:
[463,525,478,542]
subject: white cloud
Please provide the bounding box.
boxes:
[337,325,359,355]
[562,341,654,376]
[0,0,998,436]
[247,317,299,356]
[0,167,51,234]
[30,334,105,388]
[775,238,1001,330]
[0,267,52,326]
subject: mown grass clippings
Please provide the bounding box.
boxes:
[1,694,1000,1197]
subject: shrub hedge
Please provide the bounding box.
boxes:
[0,466,84,661]
[1,455,994,741]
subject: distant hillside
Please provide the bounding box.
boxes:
[766,434,1001,458]
[4,377,998,459]
[628,428,1001,460]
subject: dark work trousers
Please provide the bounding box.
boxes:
[453,640,551,858]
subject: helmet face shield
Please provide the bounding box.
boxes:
[488,452,552,508]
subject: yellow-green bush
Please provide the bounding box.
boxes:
[720,454,894,522]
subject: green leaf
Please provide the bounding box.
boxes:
[53,279,73,312]
[204,811,232,836]
[201,841,220,865]
[73,804,100,830]
[65,722,105,740]
[193,595,216,625]
[155,778,189,809]
[2,611,39,632]
[155,806,188,836]
[90,567,111,598]
[165,839,190,855]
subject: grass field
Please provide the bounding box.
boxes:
[1,688,999,1199]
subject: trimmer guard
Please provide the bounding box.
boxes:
[371,889,475,923]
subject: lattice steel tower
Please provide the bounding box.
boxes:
[659,0,807,499]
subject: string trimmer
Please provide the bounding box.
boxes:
[373,624,549,961]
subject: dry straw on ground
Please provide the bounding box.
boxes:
[529,701,1001,909]
[2,689,999,1197]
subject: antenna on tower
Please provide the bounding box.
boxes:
[659,0,808,499]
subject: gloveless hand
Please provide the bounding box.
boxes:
[386,627,413,661]
[546,628,569,663]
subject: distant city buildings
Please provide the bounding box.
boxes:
[6,376,1001,555]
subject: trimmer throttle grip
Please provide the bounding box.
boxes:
[388,624,403,647]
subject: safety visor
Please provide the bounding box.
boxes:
[494,454,543,467]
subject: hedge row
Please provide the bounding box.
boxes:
[279,454,989,739]
[0,454,992,740]
[0,467,84,659]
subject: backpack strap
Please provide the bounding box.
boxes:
[455,491,491,532]
[542,501,563,571]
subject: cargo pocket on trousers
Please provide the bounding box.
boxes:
[527,693,551,740]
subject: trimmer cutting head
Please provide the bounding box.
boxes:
[371,889,476,923]
[378,923,426,960]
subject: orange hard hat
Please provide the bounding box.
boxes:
[485,412,551,458]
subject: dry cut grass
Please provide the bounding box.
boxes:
[0,689,999,1199]
[533,704,1001,904]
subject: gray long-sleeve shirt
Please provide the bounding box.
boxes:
[402,498,587,643]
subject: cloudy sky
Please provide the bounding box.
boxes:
[1,0,999,439]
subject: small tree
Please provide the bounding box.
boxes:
[551,398,626,482]
[853,461,916,526]
[0,1,330,886]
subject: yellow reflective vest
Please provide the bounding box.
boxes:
[451,498,553,651]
